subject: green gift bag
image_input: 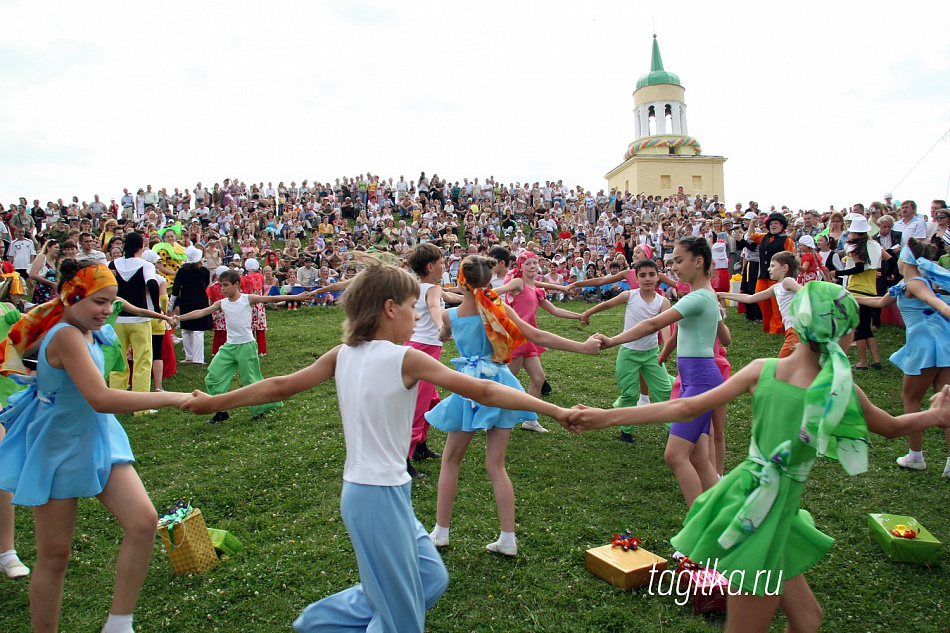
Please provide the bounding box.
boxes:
[868,514,942,563]
[207,528,244,556]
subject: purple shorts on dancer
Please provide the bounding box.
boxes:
[669,357,724,443]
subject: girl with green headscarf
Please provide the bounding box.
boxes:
[572,281,950,633]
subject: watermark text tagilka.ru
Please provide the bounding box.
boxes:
[647,560,782,606]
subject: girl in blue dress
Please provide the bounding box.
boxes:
[425,255,601,556]
[854,238,950,476]
[0,260,191,633]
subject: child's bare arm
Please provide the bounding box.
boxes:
[438,308,453,342]
[492,278,524,296]
[178,299,221,321]
[314,277,354,295]
[403,348,571,423]
[859,384,950,438]
[251,292,311,305]
[580,291,628,325]
[182,346,342,415]
[657,325,677,364]
[539,297,582,320]
[718,286,775,304]
[567,359,764,432]
[716,319,732,347]
[118,298,175,324]
[425,285,443,327]
[504,305,600,355]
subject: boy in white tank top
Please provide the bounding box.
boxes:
[179,269,314,424]
[405,244,461,476]
[181,263,579,632]
[580,259,674,441]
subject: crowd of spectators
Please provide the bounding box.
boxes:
[3,173,948,310]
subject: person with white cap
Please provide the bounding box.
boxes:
[169,246,211,364]
[207,265,230,355]
[797,235,822,284]
[240,258,269,354]
[834,215,883,370]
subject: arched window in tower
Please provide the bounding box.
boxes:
[648,105,657,136]
[665,104,674,134]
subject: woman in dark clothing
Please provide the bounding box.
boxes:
[170,246,211,364]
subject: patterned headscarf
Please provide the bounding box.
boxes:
[0,265,117,376]
[791,281,869,475]
[504,251,537,283]
[457,262,526,364]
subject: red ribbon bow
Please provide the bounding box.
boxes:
[890,524,918,539]
[610,530,642,551]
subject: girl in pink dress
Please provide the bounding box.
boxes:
[493,251,582,432]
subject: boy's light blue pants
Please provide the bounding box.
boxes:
[293,481,448,633]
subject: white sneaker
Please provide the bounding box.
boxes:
[1,554,29,579]
[486,539,517,556]
[521,420,549,433]
[429,533,449,548]
[942,469,950,479]
[896,454,926,470]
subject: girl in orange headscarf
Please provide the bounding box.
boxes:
[0,260,192,633]
[425,255,601,556]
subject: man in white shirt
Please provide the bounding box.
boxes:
[395,176,409,204]
[893,200,927,246]
[6,226,35,276]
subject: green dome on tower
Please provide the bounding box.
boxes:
[635,34,681,89]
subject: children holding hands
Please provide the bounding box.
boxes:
[569,281,950,633]
[180,260,593,632]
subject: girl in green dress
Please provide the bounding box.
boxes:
[574,282,950,633]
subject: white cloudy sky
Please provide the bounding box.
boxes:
[2,0,949,211]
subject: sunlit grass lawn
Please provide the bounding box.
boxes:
[1,303,947,632]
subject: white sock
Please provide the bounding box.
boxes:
[944,457,950,473]
[497,531,517,547]
[0,549,18,566]
[908,450,924,462]
[102,613,133,633]
[429,525,450,539]
[638,394,651,405]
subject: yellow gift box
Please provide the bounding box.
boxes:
[585,544,668,591]
[157,507,220,575]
